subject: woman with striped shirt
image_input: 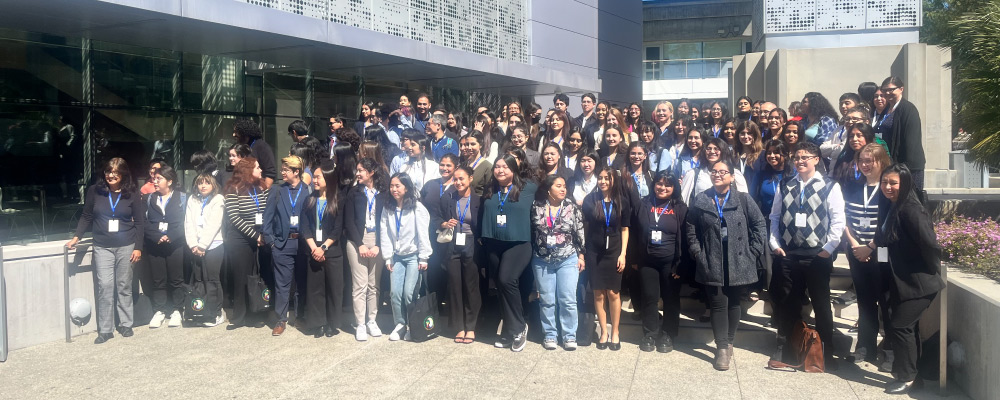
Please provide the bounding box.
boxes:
[223,157,269,329]
[842,143,892,363]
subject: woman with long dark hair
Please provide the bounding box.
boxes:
[749,140,790,219]
[635,171,686,353]
[344,158,388,341]
[364,125,403,164]
[302,159,346,338]
[735,121,764,183]
[563,130,587,172]
[540,109,572,152]
[830,122,876,187]
[800,92,840,145]
[624,102,643,138]
[680,137,748,204]
[735,96,753,122]
[142,164,187,328]
[672,127,709,179]
[481,153,538,352]
[436,166,482,344]
[389,129,440,195]
[764,108,788,142]
[656,117,691,173]
[598,125,628,170]
[290,142,316,186]
[223,157,269,329]
[875,163,945,394]
[707,101,730,139]
[536,142,575,185]
[571,150,599,206]
[380,173,432,341]
[581,166,631,350]
[66,157,144,344]
[637,121,664,172]
[354,101,377,134]
[460,131,492,196]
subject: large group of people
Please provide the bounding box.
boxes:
[66,80,944,394]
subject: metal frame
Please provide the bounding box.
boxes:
[63,242,91,343]
[1,244,8,362]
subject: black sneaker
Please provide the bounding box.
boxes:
[116,326,134,337]
[656,334,674,353]
[639,335,655,352]
[94,333,113,344]
[512,326,528,352]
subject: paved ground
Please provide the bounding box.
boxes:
[0,301,966,400]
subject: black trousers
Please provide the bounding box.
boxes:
[484,239,532,337]
[848,251,891,355]
[146,241,185,313]
[888,294,935,382]
[772,254,836,356]
[304,253,344,330]
[191,245,225,318]
[706,285,746,348]
[638,257,681,338]
[226,236,260,325]
[447,248,482,332]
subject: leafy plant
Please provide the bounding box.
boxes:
[935,215,1000,281]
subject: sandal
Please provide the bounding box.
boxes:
[454,332,466,343]
[462,335,475,344]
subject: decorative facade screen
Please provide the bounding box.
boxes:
[242,0,530,63]
[759,0,920,34]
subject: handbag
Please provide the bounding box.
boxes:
[184,269,210,321]
[436,227,454,243]
[247,253,272,313]
[766,321,825,373]
[407,271,440,342]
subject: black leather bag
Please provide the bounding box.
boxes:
[247,255,271,313]
[407,272,440,342]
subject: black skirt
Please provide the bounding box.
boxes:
[586,231,623,291]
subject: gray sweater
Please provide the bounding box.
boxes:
[685,189,768,287]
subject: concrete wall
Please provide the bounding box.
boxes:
[731,43,954,188]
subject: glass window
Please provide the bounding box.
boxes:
[663,42,702,60]
[645,46,661,61]
[703,40,742,58]
[91,43,180,109]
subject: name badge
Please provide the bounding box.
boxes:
[859,217,872,227]
[158,222,168,232]
[605,236,610,249]
[877,247,889,263]
[496,214,507,228]
[650,230,662,244]
[254,213,263,226]
[290,215,299,227]
[795,213,808,228]
[196,216,206,227]
[108,218,120,233]
[546,235,557,247]
[721,226,729,241]
[365,215,376,231]
[455,232,467,246]
[315,229,323,242]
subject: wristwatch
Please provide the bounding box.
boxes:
[320,243,328,251]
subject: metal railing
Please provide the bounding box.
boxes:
[63,241,92,343]
[643,57,733,81]
[1,244,7,362]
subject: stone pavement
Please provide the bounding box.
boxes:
[0,304,967,400]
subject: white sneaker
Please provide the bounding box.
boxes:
[355,325,368,341]
[388,323,406,341]
[367,321,383,337]
[148,311,165,328]
[203,314,224,327]
[168,310,182,327]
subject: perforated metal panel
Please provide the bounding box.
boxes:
[815,0,865,31]
[497,0,528,64]
[281,0,327,19]
[764,0,816,33]
[760,0,920,34]
[372,0,411,38]
[867,0,921,28]
[329,0,372,28]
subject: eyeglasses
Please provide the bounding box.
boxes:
[846,117,864,123]
[858,158,875,166]
[882,86,900,92]
[710,170,731,176]
[791,155,818,162]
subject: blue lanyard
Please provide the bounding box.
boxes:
[837,127,846,141]
[602,200,613,229]
[108,192,122,217]
[498,185,512,212]
[395,208,403,237]
[715,190,731,220]
[632,170,644,190]
[547,201,564,229]
[712,126,721,138]
[364,187,377,215]
[689,158,700,170]
[457,197,470,225]
[854,164,862,180]
[317,198,326,224]
[799,180,809,205]
[200,196,210,215]
[652,201,670,223]
[554,136,563,146]
[249,139,256,148]
[876,111,890,129]
[432,137,448,153]
[287,185,302,215]
[565,157,573,169]
[659,126,670,138]
[440,180,451,197]
[770,173,783,194]
[470,155,483,170]
[249,187,261,212]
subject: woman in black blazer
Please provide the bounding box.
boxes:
[435,166,483,344]
[344,158,388,341]
[875,163,945,394]
[302,160,346,338]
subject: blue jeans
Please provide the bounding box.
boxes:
[532,255,579,341]
[390,254,420,326]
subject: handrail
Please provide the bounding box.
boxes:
[64,241,92,343]
[642,56,733,64]
[1,244,8,362]
[643,57,734,80]
[939,264,948,395]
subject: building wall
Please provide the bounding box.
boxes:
[731,43,954,187]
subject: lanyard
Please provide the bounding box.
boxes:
[837,127,846,141]
[547,201,564,229]
[432,137,448,153]
[659,125,670,138]
[798,178,812,206]
[249,187,261,212]
[440,180,452,197]
[712,126,721,138]
[498,185,512,212]
[554,136,563,146]
[565,156,574,169]
[287,185,303,215]
[395,208,403,237]
[606,154,614,166]
[715,190,731,220]
[316,198,327,226]
[689,158,700,170]
[108,192,122,217]
[157,192,170,211]
[457,197,470,225]
[739,156,748,173]
[652,201,670,224]
[364,187,378,216]
[470,155,483,170]
[200,196,210,215]
[854,163,862,180]
[863,183,880,212]
[770,173,783,195]
[602,199,613,230]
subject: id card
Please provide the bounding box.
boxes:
[196,216,206,227]
[455,232,467,246]
[290,215,299,227]
[315,229,323,242]
[795,213,807,228]
[605,236,610,249]
[496,214,507,228]
[546,235,557,247]
[365,215,376,231]
[158,222,168,232]
[877,247,889,263]
[254,213,263,226]
[651,230,662,244]
[859,217,872,227]
[108,218,120,233]
[720,226,729,241]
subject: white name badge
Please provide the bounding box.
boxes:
[158,222,168,232]
[546,235,557,247]
[455,232,467,246]
[290,216,299,227]
[196,216,206,227]
[315,229,323,242]
[721,226,729,241]
[795,213,808,228]
[877,247,889,263]
[605,236,610,249]
[859,217,871,227]
[650,230,662,244]
[496,214,507,228]
[365,215,376,230]
[108,219,120,233]
[254,213,263,226]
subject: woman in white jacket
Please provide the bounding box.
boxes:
[184,173,226,327]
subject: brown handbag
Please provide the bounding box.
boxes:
[766,321,825,373]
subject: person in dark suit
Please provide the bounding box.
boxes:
[574,93,600,140]
[880,77,926,193]
[262,155,311,336]
[301,160,346,338]
[435,166,483,344]
[875,163,945,394]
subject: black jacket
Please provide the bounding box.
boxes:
[302,193,346,258]
[685,189,767,287]
[876,195,945,302]
[343,185,384,248]
[436,191,482,260]
[143,191,186,249]
[888,99,926,171]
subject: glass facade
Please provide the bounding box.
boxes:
[0,28,514,245]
